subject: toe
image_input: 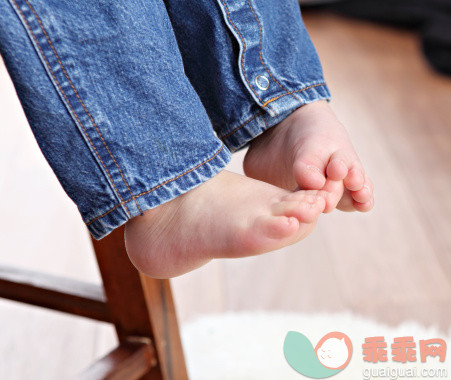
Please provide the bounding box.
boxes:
[273,194,326,223]
[352,197,374,212]
[337,176,374,212]
[281,189,325,202]
[351,174,373,203]
[343,166,365,191]
[292,152,327,190]
[326,151,351,181]
[320,179,345,213]
[255,215,300,240]
[351,185,372,203]
[336,188,355,212]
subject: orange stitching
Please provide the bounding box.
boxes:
[23,0,142,215]
[134,144,224,198]
[221,83,327,141]
[219,0,274,114]
[219,111,263,140]
[247,0,301,105]
[261,83,326,107]
[87,144,225,225]
[10,0,132,216]
[86,204,122,226]
[261,113,269,128]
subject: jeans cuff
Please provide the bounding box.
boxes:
[86,142,231,239]
[220,82,331,152]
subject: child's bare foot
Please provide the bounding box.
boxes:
[243,100,374,213]
[124,170,326,278]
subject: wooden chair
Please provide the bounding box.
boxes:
[0,225,188,379]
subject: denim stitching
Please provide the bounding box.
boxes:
[86,144,225,226]
[247,0,302,106]
[23,0,143,215]
[219,0,275,114]
[261,112,269,128]
[221,83,327,141]
[10,0,132,216]
[86,204,122,226]
[261,83,326,107]
[219,111,263,140]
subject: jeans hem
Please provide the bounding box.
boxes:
[87,143,231,239]
[220,82,331,152]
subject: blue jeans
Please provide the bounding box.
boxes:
[0,0,330,239]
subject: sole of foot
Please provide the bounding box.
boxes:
[124,170,326,278]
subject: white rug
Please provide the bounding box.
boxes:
[181,312,451,380]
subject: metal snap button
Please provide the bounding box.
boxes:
[255,75,270,90]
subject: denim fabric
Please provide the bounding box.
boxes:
[165,0,331,151]
[0,0,330,239]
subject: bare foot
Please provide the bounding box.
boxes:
[124,170,326,278]
[243,100,374,213]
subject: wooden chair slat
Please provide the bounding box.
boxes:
[79,341,157,380]
[0,265,110,322]
[0,225,188,379]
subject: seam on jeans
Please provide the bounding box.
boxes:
[23,0,142,215]
[219,111,263,140]
[261,83,326,107]
[247,0,302,106]
[86,144,225,226]
[261,112,269,128]
[10,0,132,217]
[86,204,123,225]
[219,0,274,114]
[220,83,327,142]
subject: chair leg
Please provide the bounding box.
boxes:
[90,226,188,380]
[79,341,157,380]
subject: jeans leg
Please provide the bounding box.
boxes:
[164,0,331,152]
[0,0,231,239]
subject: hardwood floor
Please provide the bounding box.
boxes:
[172,13,451,329]
[0,12,450,378]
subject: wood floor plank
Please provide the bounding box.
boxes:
[296,14,451,327]
[0,11,450,379]
[172,14,451,329]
